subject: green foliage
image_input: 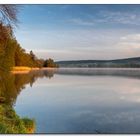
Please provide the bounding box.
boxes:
[0,104,35,134]
[0,23,16,71]
[43,58,58,68]
[22,118,35,127]
[0,70,38,134]
[0,71,17,104]
[22,118,35,133]
[14,44,45,68]
[0,70,57,134]
[0,23,57,71]
[14,43,44,68]
[0,123,8,133]
[1,39,16,71]
[0,6,58,71]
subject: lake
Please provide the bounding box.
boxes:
[3,68,140,134]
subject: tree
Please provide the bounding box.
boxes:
[0,5,19,71]
[0,5,18,45]
[0,39,18,71]
[0,4,18,28]
[43,58,58,67]
[30,50,36,61]
[0,23,13,43]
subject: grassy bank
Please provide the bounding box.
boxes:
[11,66,58,74]
[12,67,32,71]
[11,67,40,74]
[0,104,35,134]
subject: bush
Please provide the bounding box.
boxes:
[0,104,35,134]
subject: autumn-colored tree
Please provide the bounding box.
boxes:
[0,4,18,42]
[0,5,19,71]
[0,5,57,71]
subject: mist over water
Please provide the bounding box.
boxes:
[2,68,140,133]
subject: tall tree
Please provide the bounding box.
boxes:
[0,5,19,71]
[30,50,36,61]
[0,5,19,43]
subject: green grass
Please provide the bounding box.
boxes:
[22,118,35,133]
[0,104,35,134]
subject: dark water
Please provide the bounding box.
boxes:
[2,68,140,134]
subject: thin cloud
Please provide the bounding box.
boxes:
[67,18,95,26]
[99,10,140,25]
[16,5,140,60]
[67,10,140,26]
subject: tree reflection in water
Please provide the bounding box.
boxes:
[0,69,55,134]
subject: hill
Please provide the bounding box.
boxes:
[56,57,140,68]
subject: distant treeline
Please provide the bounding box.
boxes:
[56,58,140,68]
[0,23,58,71]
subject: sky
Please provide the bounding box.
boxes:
[15,4,140,61]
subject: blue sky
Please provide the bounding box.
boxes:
[15,5,140,61]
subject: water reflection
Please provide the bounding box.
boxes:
[1,68,140,105]
[0,70,54,105]
[55,68,140,79]
[1,68,140,133]
[0,70,55,133]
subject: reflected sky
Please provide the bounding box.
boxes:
[14,69,140,134]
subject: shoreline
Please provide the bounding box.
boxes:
[11,66,58,74]
[11,66,140,74]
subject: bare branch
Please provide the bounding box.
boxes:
[0,4,19,28]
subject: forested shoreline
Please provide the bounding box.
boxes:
[0,5,58,72]
[0,23,58,71]
[0,5,58,134]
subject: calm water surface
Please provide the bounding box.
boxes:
[11,68,140,133]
